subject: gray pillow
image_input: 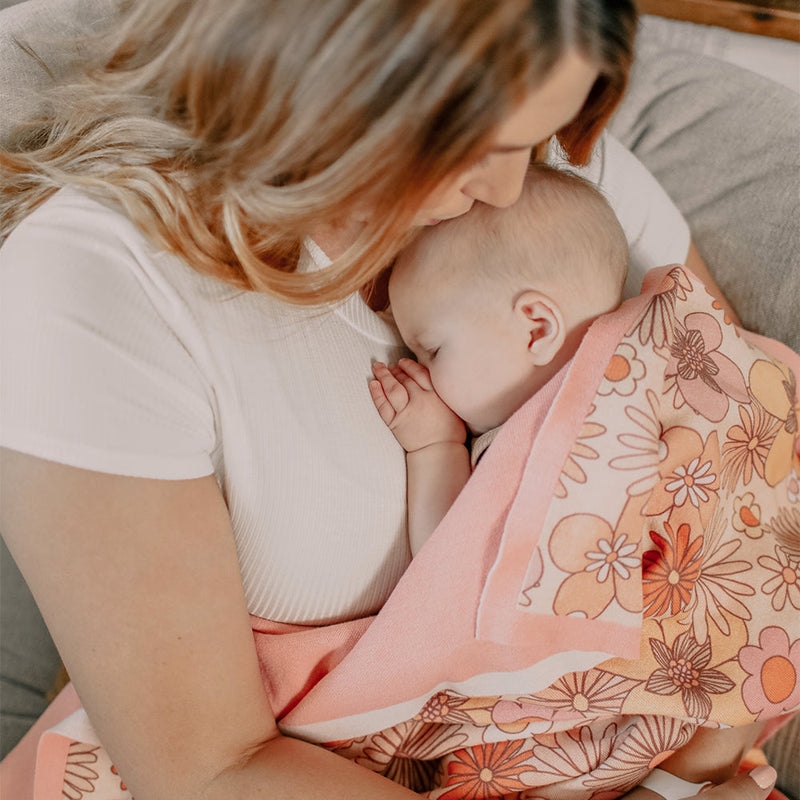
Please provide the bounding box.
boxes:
[609,28,800,351]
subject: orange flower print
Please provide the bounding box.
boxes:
[440,740,530,799]
[532,670,643,718]
[358,721,468,791]
[610,390,666,497]
[636,266,693,349]
[664,458,716,508]
[598,343,646,397]
[721,400,778,492]
[63,743,100,800]
[645,631,735,720]
[642,522,703,618]
[765,506,800,559]
[110,765,129,793]
[758,545,800,612]
[584,716,695,793]
[711,299,735,329]
[739,627,800,720]
[646,427,719,526]
[549,514,642,618]
[665,311,748,422]
[731,492,764,539]
[749,359,800,486]
[554,407,605,499]
[680,505,753,642]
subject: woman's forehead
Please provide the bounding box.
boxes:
[492,50,599,150]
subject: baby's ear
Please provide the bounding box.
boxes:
[514,290,566,367]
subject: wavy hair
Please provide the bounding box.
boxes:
[0,0,636,305]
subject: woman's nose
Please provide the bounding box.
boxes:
[461,150,530,208]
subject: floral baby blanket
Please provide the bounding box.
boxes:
[8,266,800,800]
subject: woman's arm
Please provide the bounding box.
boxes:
[685,241,740,325]
[0,449,419,800]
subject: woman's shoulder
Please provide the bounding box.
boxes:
[1,185,241,327]
[2,186,163,299]
[7,185,148,251]
[0,187,219,479]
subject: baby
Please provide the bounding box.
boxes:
[370,163,628,555]
[369,164,773,800]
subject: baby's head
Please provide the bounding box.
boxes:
[389,164,628,434]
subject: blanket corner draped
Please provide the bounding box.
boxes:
[5,265,799,800]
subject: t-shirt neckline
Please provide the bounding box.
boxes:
[302,237,401,346]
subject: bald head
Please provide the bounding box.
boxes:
[394,164,629,324]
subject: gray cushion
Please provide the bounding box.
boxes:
[0,537,61,758]
[609,29,800,352]
[0,0,117,144]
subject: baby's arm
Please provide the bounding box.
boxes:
[370,359,470,555]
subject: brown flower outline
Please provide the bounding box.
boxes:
[63,742,101,800]
[720,400,779,491]
[665,312,748,423]
[636,266,693,349]
[749,359,800,486]
[645,630,735,720]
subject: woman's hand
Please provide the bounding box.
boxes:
[685,241,740,325]
[621,765,777,800]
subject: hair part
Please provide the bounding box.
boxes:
[1,0,636,305]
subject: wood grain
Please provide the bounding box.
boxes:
[637,0,800,41]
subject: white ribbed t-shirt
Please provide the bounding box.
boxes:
[0,132,689,624]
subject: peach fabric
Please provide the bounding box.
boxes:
[5,267,799,799]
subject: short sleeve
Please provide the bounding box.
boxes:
[0,192,217,479]
[550,132,691,298]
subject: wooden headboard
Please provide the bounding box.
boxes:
[636,0,800,41]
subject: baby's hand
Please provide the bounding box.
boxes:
[370,359,466,453]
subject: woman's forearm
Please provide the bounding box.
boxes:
[685,241,740,325]
[202,734,419,800]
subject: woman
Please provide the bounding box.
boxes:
[0,0,781,797]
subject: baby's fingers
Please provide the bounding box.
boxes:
[371,362,410,418]
[369,379,396,426]
[398,358,434,391]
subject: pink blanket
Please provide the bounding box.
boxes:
[4,266,799,800]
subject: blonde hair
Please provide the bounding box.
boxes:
[401,164,629,312]
[0,0,636,305]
